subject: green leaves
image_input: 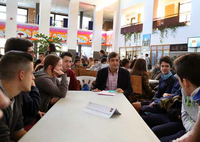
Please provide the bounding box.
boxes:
[33,33,62,53]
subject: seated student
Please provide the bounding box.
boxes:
[60,52,78,90]
[35,54,68,112]
[172,53,200,142]
[93,52,133,100]
[71,59,81,69]
[130,59,155,102]
[87,57,94,68]
[0,51,34,141]
[121,58,130,71]
[34,53,44,69]
[89,57,107,71]
[0,90,10,118]
[99,49,107,59]
[4,37,41,128]
[132,56,176,112]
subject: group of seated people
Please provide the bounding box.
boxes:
[0,37,199,142]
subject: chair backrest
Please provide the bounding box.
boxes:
[72,68,80,76]
[76,76,96,89]
[131,75,142,95]
[79,69,97,77]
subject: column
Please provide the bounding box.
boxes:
[92,6,103,59]
[35,3,40,24]
[5,0,18,39]
[67,0,79,54]
[143,0,154,34]
[112,0,121,53]
[39,0,51,36]
[142,0,155,56]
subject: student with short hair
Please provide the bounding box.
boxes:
[34,53,44,69]
[94,52,133,100]
[60,52,78,90]
[121,58,130,70]
[35,54,68,112]
[72,59,81,69]
[4,37,41,128]
[172,53,200,142]
[132,56,176,112]
[0,51,35,141]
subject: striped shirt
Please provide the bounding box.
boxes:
[106,68,119,90]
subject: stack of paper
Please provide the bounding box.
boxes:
[98,91,117,96]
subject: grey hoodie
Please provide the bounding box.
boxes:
[181,89,199,131]
[35,69,68,112]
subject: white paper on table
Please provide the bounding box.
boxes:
[83,102,121,118]
[97,91,117,96]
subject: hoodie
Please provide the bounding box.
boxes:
[34,69,68,112]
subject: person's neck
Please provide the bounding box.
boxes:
[1,80,21,99]
[46,69,53,77]
[109,67,117,75]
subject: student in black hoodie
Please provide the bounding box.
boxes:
[4,38,42,128]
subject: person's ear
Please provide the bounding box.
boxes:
[183,78,190,88]
[48,65,52,71]
[18,70,25,81]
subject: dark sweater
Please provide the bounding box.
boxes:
[21,86,40,126]
[153,75,176,100]
[0,82,24,142]
[35,69,68,112]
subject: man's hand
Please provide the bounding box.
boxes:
[38,111,45,118]
[149,102,154,107]
[50,97,60,104]
[93,89,101,92]
[163,93,172,97]
[116,88,124,93]
[0,90,10,118]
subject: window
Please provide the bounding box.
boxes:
[150,45,170,66]
[17,8,28,23]
[0,5,6,20]
[179,1,191,23]
[0,5,28,23]
[55,14,68,27]
[78,16,92,30]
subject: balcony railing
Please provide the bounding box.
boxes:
[121,22,143,34]
[153,12,190,29]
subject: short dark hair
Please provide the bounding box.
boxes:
[74,59,80,63]
[5,38,33,53]
[108,52,119,61]
[145,54,148,57]
[60,52,73,59]
[174,53,200,87]
[0,51,33,81]
[44,54,61,72]
[121,58,130,67]
[159,56,172,67]
[100,50,105,55]
[39,53,44,55]
[101,57,107,63]
[94,59,98,62]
